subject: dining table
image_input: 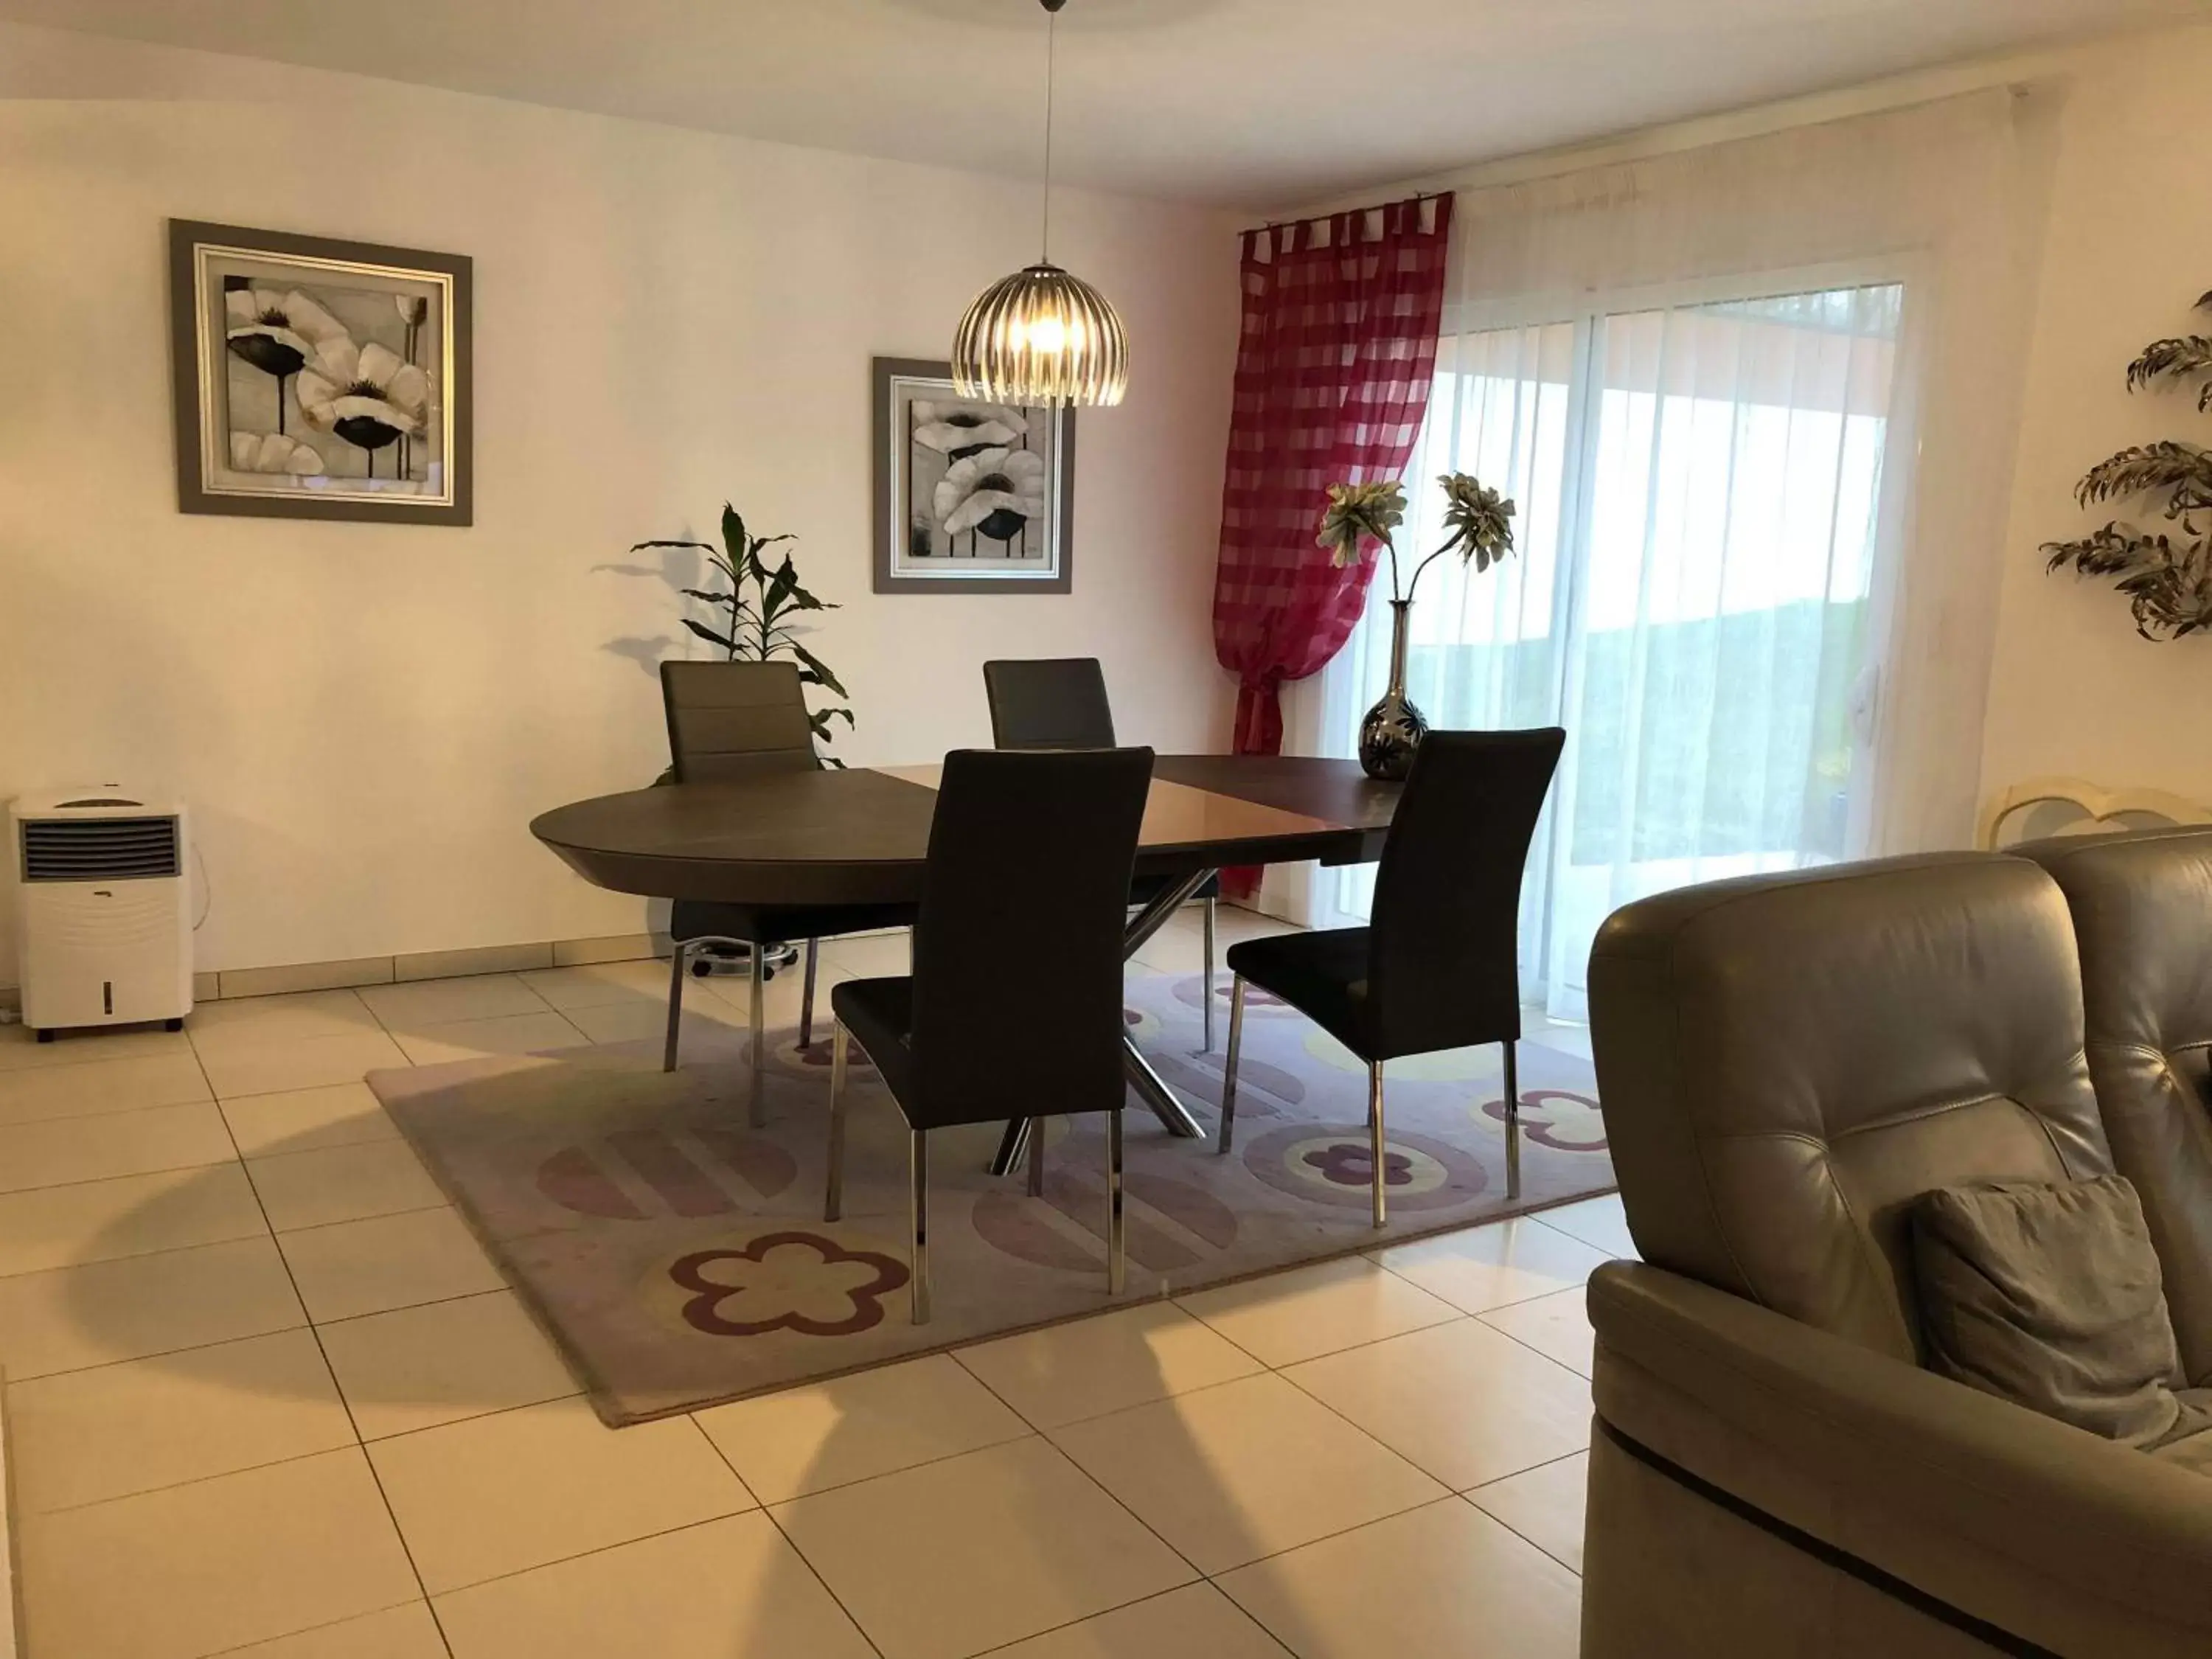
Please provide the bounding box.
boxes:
[530,754,1404,1175]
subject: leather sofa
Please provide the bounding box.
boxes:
[1582,848,2212,1658]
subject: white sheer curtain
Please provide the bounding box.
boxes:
[1311,90,2057,1018]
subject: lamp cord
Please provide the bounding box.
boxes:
[1040,2,1056,262]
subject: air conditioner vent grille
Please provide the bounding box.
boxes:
[20,817,182,883]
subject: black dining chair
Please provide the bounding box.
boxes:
[983,657,1223,1048]
[824,746,1154,1324]
[659,661,917,1121]
[1217,727,1566,1223]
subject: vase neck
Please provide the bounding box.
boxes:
[1386,599,1412,692]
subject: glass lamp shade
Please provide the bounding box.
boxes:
[951,261,1128,408]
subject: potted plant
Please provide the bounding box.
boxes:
[634,504,853,763]
[1318,473,1517,779]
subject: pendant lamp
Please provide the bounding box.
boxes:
[951,0,1129,407]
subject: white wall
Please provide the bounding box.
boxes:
[1979,24,2212,813]
[0,23,1242,974]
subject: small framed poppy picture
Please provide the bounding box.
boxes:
[169,220,473,525]
[872,357,1074,594]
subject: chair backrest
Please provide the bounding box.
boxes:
[908,747,1153,1128]
[2017,827,2212,1385]
[1587,853,2112,1366]
[983,658,1118,751]
[661,660,818,784]
[1365,727,1565,1057]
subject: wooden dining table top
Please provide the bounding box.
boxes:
[530,754,1404,907]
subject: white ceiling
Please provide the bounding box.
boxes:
[4,0,2197,206]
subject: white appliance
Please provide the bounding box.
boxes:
[10,788,192,1041]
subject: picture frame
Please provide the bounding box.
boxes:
[872,356,1074,594]
[169,219,473,526]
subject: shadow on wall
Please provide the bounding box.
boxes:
[593,538,703,679]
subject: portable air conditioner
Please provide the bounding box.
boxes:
[10,788,192,1041]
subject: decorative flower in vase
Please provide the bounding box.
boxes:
[1318,472,1518,779]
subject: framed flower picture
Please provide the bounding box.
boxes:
[169,220,473,525]
[872,357,1074,594]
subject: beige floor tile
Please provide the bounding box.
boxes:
[1371,1216,1610,1316]
[0,1023,193,1073]
[988,1582,1287,1658]
[250,1140,445,1232]
[218,1601,448,1658]
[0,1163,266,1276]
[1175,1254,1459,1368]
[1281,1318,1591,1490]
[773,1436,1193,1659]
[197,1028,411,1099]
[1217,1496,1580,1659]
[0,1234,305,1380]
[389,1012,588,1065]
[564,998,748,1049]
[1478,1286,1595,1378]
[434,1512,874,1659]
[1533,1192,1635,1259]
[18,1447,420,1659]
[369,1395,751,1592]
[520,958,680,1011]
[1469,1453,1587,1574]
[1530,1024,1594,1062]
[956,1299,1265,1430]
[0,1100,237,1193]
[0,1050,210,1125]
[1049,1371,1445,1576]
[189,990,382,1051]
[818,931,911,979]
[695,1352,1029,1504]
[318,1289,579,1440]
[360,974,553,1028]
[220,1082,402,1158]
[8,1327,355,1512]
[279,1206,507,1322]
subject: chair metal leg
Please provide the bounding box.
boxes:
[662,943,689,1073]
[799,939,819,1051]
[1368,1061,1388,1229]
[1107,1107,1126,1296]
[747,945,767,1129]
[1217,976,1247,1155]
[1503,1038,1521,1202]
[1202,896,1217,1051]
[824,1023,849,1222]
[1026,1116,1046,1197]
[909,1130,931,1325]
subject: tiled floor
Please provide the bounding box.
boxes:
[0,908,1618,1658]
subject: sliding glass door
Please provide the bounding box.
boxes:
[1318,275,1907,1019]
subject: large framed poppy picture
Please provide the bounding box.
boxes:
[169,220,473,525]
[872,357,1074,594]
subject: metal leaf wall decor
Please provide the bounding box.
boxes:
[2043,290,2212,640]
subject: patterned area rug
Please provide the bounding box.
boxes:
[368,970,1613,1424]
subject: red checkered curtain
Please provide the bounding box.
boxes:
[1211,194,1455,755]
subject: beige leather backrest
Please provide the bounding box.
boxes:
[2017,827,2212,1385]
[1588,853,2110,1364]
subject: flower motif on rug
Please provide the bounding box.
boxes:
[1481,1088,1607,1152]
[1242,1124,1484,1214]
[667,1231,910,1338]
[1302,1141,1416,1189]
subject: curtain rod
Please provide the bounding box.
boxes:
[1241,189,1451,240]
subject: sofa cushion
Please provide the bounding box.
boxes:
[1912,1175,2208,1450]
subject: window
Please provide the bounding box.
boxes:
[1319,276,1907,1019]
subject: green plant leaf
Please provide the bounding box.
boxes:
[719,504,751,577]
[682,617,739,655]
[791,643,847,698]
[2076,442,2212,512]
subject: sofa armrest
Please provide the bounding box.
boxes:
[1588,1260,2212,1641]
